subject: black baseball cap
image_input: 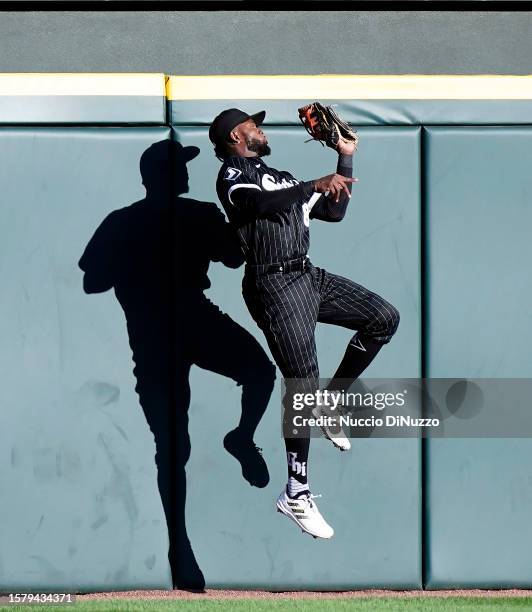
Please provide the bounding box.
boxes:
[209,108,266,145]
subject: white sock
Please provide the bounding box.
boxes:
[287,477,309,498]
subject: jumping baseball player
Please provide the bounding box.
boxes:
[210,108,400,539]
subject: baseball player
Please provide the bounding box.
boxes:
[210,108,400,539]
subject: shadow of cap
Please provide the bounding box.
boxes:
[140,140,200,187]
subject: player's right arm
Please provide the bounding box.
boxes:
[231,182,315,217]
[217,158,315,219]
[218,158,355,221]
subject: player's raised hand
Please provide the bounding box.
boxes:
[312,173,358,203]
[336,138,357,155]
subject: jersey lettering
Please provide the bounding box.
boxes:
[302,202,311,227]
[261,173,298,191]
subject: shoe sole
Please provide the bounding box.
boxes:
[311,407,351,452]
[276,500,333,540]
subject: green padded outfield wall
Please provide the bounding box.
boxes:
[3,73,532,592]
[425,127,532,588]
[0,75,173,591]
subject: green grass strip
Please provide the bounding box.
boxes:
[3,596,532,612]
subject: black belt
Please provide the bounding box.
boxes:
[246,256,310,275]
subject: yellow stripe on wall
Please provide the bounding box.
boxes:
[2,74,532,100]
[167,75,532,100]
[0,74,166,96]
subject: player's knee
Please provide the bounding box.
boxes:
[386,305,400,336]
[370,303,400,341]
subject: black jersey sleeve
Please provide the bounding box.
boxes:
[309,153,353,222]
[231,181,315,217]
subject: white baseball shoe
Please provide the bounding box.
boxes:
[276,489,334,539]
[311,399,351,452]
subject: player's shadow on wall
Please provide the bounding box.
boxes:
[78,140,276,590]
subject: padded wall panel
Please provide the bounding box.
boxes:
[425,127,532,587]
[170,99,532,127]
[0,128,173,591]
[170,125,421,588]
[0,75,166,124]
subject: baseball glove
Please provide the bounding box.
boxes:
[298,102,359,151]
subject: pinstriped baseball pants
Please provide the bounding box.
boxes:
[242,261,399,381]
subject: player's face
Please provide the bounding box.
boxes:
[240,119,271,157]
[243,119,267,141]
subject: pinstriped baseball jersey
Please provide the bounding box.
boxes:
[216,155,320,265]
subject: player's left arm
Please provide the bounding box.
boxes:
[309,143,356,222]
